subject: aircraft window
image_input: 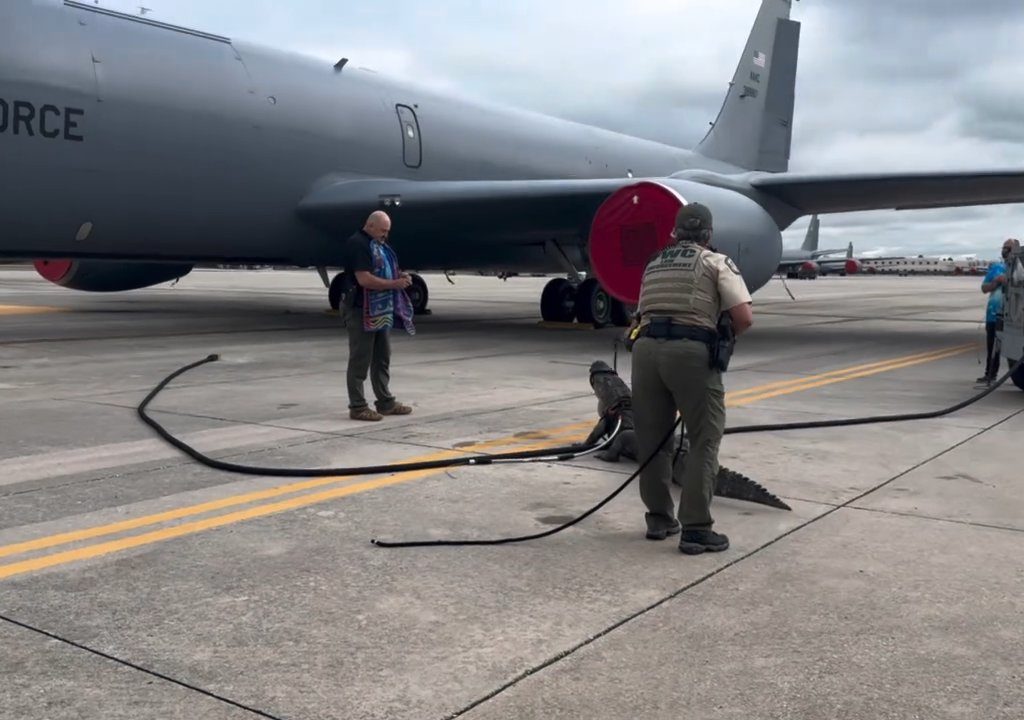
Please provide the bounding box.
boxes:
[396,104,422,168]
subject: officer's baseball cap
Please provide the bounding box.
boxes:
[674,202,713,232]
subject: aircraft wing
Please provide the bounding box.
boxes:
[749,169,1024,214]
[297,177,634,240]
[810,248,849,259]
[302,171,1024,236]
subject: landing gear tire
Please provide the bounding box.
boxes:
[407,273,430,315]
[540,278,577,323]
[1010,360,1024,391]
[575,278,613,327]
[610,298,632,327]
[328,271,348,311]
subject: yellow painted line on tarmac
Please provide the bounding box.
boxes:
[729,344,975,407]
[0,424,591,562]
[726,344,976,402]
[0,304,65,316]
[0,344,977,580]
[0,435,576,581]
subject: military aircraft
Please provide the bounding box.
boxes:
[4,0,1024,326]
[777,216,859,279]
[778,217,860,279]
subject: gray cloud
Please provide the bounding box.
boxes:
[96,0,1024,259]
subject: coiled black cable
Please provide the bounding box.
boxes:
[139,354,1018,549]
[137,355,621,478]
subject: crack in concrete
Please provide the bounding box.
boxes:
[0,613,285,720]
[846,504,1024,535]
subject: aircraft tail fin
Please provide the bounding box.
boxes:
[801,214,820,252]
[695,0,800,173]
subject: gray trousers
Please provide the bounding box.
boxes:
[344,306,396,411]
[631,337,725,530]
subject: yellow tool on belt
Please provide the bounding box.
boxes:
[624,322,641,351]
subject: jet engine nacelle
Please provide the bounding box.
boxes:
[588,179,782,304]
[800,260,819,278]
[845,258,862,275]
[34,259,193,292]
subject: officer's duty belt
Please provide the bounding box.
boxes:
[639,321,716,344]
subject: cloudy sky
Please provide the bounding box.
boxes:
[99,0,1024,259]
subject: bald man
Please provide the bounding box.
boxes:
[342,211,415,421]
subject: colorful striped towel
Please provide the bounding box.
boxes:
[362,241,415,335]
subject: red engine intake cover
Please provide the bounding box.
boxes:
[588,181,685,304]
[34,260,74,284]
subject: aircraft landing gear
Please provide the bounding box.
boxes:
[540,278,577,322]
[540,277,631,327]
[575,278,614,327]
[328,271,430,314]
[610,297,632,327]
[407,273,430,315]
[328,271,348,311]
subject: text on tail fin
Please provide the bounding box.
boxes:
[695,0,800,173]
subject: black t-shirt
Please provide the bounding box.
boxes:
[343,230,374,307]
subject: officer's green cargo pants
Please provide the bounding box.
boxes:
[631,336,725,530]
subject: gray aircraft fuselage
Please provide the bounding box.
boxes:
[1,0,786,292]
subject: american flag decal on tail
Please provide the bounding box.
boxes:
[753,51,766,67]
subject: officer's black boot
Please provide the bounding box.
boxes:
[678,529,729,555]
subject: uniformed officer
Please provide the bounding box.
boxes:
[629,202,753,555]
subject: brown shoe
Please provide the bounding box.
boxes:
[350,407,383,422]
[378,402,413,416]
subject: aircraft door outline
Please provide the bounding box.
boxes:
[396,104,422,168]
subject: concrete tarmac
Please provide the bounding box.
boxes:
[0,267,1021,720]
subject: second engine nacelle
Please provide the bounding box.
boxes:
[588,179,782,304]
[34,259,193,292]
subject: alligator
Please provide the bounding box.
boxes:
[584,360,791,511]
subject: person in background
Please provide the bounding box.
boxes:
[342,211,416,421]
[977,239,1015,385]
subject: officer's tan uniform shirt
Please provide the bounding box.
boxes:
[637,244,752,331]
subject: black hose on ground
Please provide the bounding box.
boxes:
[138,355,1018,549]
[137,355,620,479]
[722,363,1017,434]
[371,361,1020,548]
